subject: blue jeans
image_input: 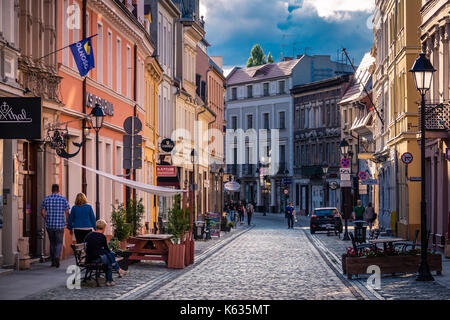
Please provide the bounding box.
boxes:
[98,252,120,282]
[47,228,64,261]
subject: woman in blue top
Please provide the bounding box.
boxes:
[68,193,96,243]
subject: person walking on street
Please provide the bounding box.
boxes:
[41,184,70,268]
[286,202,296,229]
[246,202,254,226]
[352,200,365,221]
[68,193,97,243]
[364,202,376,231]
[238,202,245,225]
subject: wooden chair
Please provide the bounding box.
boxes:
[349,232,376,254]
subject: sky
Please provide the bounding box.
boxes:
[200,0,375,76]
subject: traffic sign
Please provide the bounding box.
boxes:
[361,179,378,185]
[329,181,339,190]
[340,180,352,187]
[284,189,289,195]
[401,152,413,165]
[409,177,422,182]
[339,168,350,175]
[358,171,368,180]
[123,116,142,135]
[340,173,351,181]
[340,158,350,168]
[282,178,292,185]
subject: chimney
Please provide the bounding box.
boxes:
[284,57,293,61]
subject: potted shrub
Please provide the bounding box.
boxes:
[111,202,131,250]
[126,198,145,237]
[226,221,235,232]
[167,195,190,269]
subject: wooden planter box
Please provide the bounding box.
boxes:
[184,239,195,266]
[344,254,442,279]
[168,244,185,269]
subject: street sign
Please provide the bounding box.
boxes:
[161,138,175,153]
[358,171,368,180]
[409,177,422,182]
[123,116,142,135]
[340,180,352,187]
[339,168,350,175]
[361,179,378,185]
[340,158,350,168]
[329,181,339,190]
[401,152,413,165]
[340,173,351,181]
[282,178,292,185]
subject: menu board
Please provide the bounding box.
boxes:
[206,212,221,238]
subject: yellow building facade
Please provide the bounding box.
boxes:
[373,0,422,240]
[143,56,163,232]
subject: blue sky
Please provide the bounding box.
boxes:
[200,0,375,75]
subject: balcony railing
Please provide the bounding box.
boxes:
[419,103,450,131]
[226,164,238,176]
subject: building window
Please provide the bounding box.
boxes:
[97,22,103,84]
[279,80,285,94]
[232,87,237,100]
[263,113,269,130]
[263,83,269,96]
[126,46,131,98]
[279,112,286,129]
[247,114,253,130]
[247,85,253,98]
[231,116,237,130]
[116,38,121,94]
[107,30,112,88]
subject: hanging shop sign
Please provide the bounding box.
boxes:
[86,92,114,116]
[0,98,41,139]
[224,181,240,192]
[160,138,175,153]
[156,166,177,177]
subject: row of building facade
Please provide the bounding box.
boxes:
[225,0,450,245]
[0,0,226,267]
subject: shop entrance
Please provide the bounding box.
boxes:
[22,142,38,257]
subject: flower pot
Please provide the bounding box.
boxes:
[344,254,442,279]
[168,243,185,269]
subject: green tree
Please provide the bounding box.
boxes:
[167,195,190,244]
[246,44,267,67]
[126,198,145,237]
[267,52,275,63]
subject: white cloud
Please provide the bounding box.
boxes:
[302,0,375,20]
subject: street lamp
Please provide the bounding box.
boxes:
[218,168,224,214]
[410,52,436,282]
[339,139,351,241]
[322,163,329,207]
[190,149,197,229]
[90,104,105,220]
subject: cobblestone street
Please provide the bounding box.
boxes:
[143,214,357,300]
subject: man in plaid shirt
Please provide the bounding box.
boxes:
[41,184,70,268]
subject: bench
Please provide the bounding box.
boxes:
[71,244,123,287]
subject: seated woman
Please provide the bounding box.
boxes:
[85,219,127,287]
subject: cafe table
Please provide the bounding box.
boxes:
[127,234,173,264]
[368,238,406,251]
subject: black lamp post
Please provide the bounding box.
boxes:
[218,168,224,214]
[340,139,351,241]
[90,104,105,220]
[322,163,329,207]
[190,149,197,227]
[410,52,436,282]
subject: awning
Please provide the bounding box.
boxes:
[157,177,181,188]
[68,159,185,197]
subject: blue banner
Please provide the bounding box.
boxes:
[69,35,96,77]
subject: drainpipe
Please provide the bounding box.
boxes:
[82,0,87,195]
[393,0,400,236]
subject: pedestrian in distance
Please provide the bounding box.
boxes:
[285,201,296,229]
[364,202,376,231]
[246,202,254,226]
[85,219,127,287]
[68,193,97,243]
[352,199,365,221]
[41,184,70,268]
[238,201,245,225]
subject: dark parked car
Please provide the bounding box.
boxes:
[309,207,343,234]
